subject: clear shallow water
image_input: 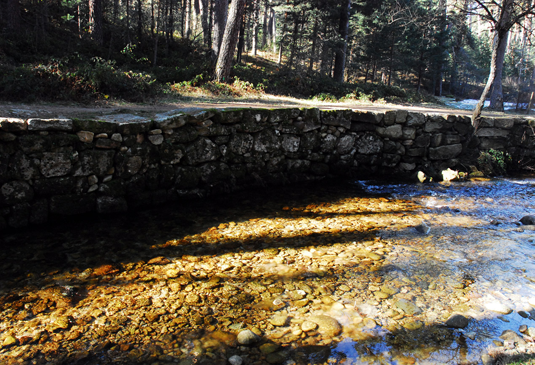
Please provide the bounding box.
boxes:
[341,177,535,364]
[1,177,535,364]
[440,98,519,111]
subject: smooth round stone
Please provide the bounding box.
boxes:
[331,302,345,310]
[301,321,318,332]
[259,343,279,354]
[382,285,399,295]
[366,252,383,261]
[519,325,528,333]
[166,269,180,278]
[527,327,535,337]
[185,293,200,304]
[395,299,422,315]
[363,318,376,329]
[338,284,351,292]
[2,336,17,347]
[445,314,469,329]
[484,300,513,315]
[520,215,535,225]
[211,330,237,346]
[270,314,288,326]
[294,299,309,307]
[54,316,70,329]
[481,353,494,365]
[228,355,243,365]
[374,291,390,300]
[500,329,527,344]
[309,315,342,337]
[237,329,258,345]
[519,311,529,318]
[266,352,285,364]
[402,319,423,330]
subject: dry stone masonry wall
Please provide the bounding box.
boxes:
[1,107,535,230]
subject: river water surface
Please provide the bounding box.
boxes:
[1,177,535,365]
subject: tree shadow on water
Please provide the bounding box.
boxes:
[1,179,509,365]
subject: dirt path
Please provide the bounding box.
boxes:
[0,95,483,120]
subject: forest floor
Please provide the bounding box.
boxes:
[0,94,524,120]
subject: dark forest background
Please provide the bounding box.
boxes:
[0,0,532,106]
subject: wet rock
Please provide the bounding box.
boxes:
[442,168,459,182]
[484,300,513,315]
[185,293,200,304]
[266,352,286,364]
[520,215,535,225]
[395,299,422,315]
[237,329,258,345]
[499,330,526,345]
[260,343,279,354]
[145,313,160,322]
[445,314,469,329]
[363,318,376,329]
[270,314,289,327]
[481,353,494,365]
[228,355,243,365]
[402,319,423,330]
[415,223,430,234]
[301,320,318,332]
[96,196,127,213]
[309,315,342,337]
[147,256,171,265]
[527,327,535,337]
[211,331,236,347]
[2,336,17,347]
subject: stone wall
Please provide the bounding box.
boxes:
[1,107,534,230]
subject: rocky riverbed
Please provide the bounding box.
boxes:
[2,178,535,364]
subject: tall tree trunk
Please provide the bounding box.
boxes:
[89,0,103,45]
[288,14,299,69]
[387,35,394,86]
[153,0,161,67]
[308,18,319,73]
[200,0,210,45]
[137,0,143,42]
[251,0,259,55]
[261,0,268,49]
[333,0,351,82]
[215,0,246,82]
[167,0,174,47]
[212,0,229,66]
[277,21,287,65]
[125,0,131,43]
[472,0,513,129]
[78,3,82,38]
[527,67,535,114]
[186,0,192,39]
[6,0,21,32]
[271,6,276,54]
[236,11,246,64]
[320,23,329,76]
[489,30,510,111]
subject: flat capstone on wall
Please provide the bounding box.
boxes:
[1,107,535,230]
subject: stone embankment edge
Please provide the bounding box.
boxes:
[1,107,534,230]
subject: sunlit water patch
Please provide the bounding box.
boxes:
[1,178,535,364]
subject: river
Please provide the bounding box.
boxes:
[1,177,535,365]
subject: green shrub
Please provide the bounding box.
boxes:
[477,149,512,176]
